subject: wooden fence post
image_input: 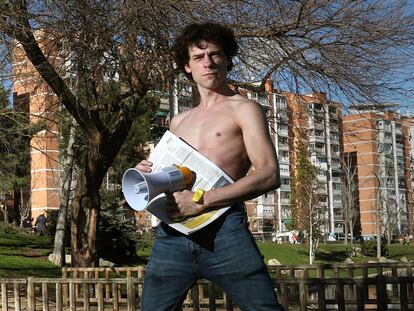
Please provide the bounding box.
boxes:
[191,285,200,311]
[112,282,119,311]
[400,278,408,311]
[224,292,233,311]
[1,283,8,311]
[299,280,306,311]
[336,279,345,311]
[127,276,135,311]
[376,275,387,311]
[62,268,68,307]
[69,282,75,311]
[27,277,35,311]
[14,282,21,311]
[317,264,325,311]
[97,282,104,311]
[83,281,90,311]
[55,282,63,311]
[41,282,49,311]
[208,282,216,311]
[356,280,365,311]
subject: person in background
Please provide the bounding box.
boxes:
[34,211,46,235]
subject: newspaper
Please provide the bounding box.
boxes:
[146,130,234,235]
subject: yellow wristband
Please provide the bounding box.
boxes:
[192,189,205,203]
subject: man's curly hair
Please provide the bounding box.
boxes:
[174,22,238,80]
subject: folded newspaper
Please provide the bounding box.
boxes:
[146,130,234,235]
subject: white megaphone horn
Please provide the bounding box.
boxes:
[122,165,193,211]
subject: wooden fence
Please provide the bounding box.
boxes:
[1,262,413,310]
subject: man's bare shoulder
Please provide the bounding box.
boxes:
[170,109,192,131]
[229,95,266,123]
[228,94,262,110]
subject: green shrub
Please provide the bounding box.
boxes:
[37,207,143,265]
[97,211,140,264]
[360,238,387,257]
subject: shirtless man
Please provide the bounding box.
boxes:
[137,22,283,311]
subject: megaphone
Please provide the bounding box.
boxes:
[122,165,193,211]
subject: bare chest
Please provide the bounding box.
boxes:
[174,110,239,150]
[172,109,250,179]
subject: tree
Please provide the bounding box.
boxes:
[341,152,360,251]
[1,1,176,267]
[0,84,32,226]
[290,141,323,264]
[230,0,414,106]
[51,117,78,267]
[1,0,413,266]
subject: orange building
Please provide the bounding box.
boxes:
[12,34,61,222]
[343,107,413,237]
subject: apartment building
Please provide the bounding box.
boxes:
[242,82,343,237]
[283,90,343,236]
[343,107,414,237]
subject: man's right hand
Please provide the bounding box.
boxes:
[135,160,153,173]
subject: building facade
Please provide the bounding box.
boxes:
[343,108,414,237]
[12,35,61,222]
[242,82,343,238]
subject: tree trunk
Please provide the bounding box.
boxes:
[52,121,77,267]
[70,165,102,267]
[309,200,314,265]
[19,188,30,227]
[350,220,354,253]
[344,217,349,247]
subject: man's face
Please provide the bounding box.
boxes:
[184,41,228,90]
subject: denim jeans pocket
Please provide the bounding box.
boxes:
[155,224,169,238]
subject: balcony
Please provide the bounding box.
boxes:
[329,125,339,132]
[280,198,290,205]
[318,188,328,195]
[315,163,328,170]
[278,144,289,151]
[332,177,341,183]
[309,135,326,143]
[309,122,325,131]
[330,135,340,142]
[280,184,291,191]
[280,171,290,178]
[279,156,290,163]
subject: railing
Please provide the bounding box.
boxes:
[1,263,413,310]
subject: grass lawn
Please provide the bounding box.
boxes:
[0,223,60,278]
[258,241,414,265]
[1,221,414,279]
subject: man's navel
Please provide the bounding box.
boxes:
[215,132,222,137]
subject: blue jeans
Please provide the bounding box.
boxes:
[141,203,283,311]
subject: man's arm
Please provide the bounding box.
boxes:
[171,100,280,217]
